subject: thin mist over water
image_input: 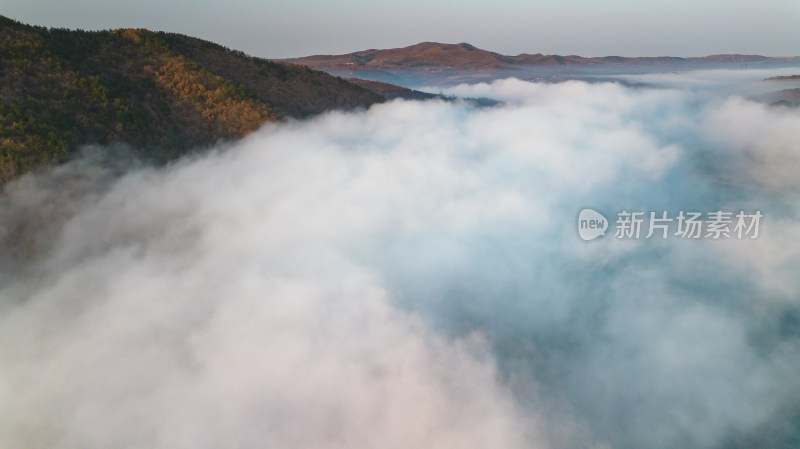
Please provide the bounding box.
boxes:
[2,75,800,449]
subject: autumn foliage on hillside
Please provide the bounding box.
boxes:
[0,17,383,183]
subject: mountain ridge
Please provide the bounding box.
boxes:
[284,41,800,71]
[0,16,386,183]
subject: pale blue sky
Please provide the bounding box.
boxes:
[2,0,798,58]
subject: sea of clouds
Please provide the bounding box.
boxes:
[1,74,799,449]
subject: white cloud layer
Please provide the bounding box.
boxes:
[2,76,800,449]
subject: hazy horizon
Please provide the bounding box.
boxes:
[3,0,799,59]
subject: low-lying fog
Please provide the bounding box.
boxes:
[2,70,800,449]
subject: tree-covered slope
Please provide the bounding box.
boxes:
[0,16,384,183]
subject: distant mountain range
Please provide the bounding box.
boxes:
[285,42,800,71]
[765,74,800,81]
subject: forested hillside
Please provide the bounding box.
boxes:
[0,16,384,183]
